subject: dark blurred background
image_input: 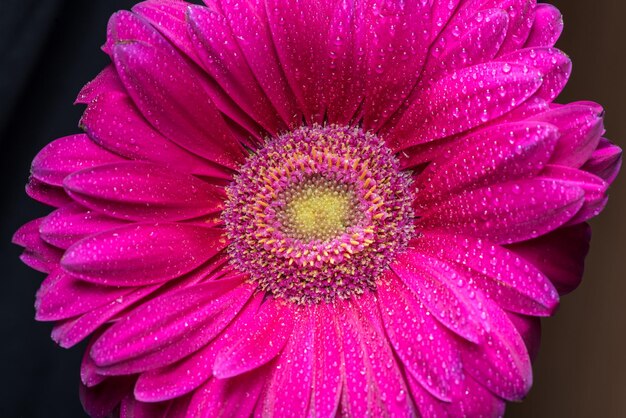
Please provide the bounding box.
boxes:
[0,0,624,417]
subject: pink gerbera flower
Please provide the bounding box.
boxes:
[14,0,621,416]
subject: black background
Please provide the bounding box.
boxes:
[1,1,624,417]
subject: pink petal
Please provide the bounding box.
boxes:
[392,251,489,343]
[421,8,509,81]
[507,312,542,362]
[39,203,128,249]
[338,295,413,417]
[82,333,107,387]
[108,11,246,169]
[414,121,558,204]
[387,62,543,151]
[494,0,536,55]
[80,90,233,180]
[581,137,622,184]
[31,134,122,187]
[378,274,463,402]
[213,299,295,378]
[418,179,585,244]
[91,278,251,371]
[460,299,532,401]
[134,292,264,402]
[26,178,73,208]
[261,307,314,416]
[208,0,301,127]
[186,367,269,418]
[498,47,571,102]
[507,223,592,295]
[64,161,225,222]
[13,218,63,274]
[76,65,125,104]
[79,377,135,418]
[309,303,342,418]
[119,396,169,418]
[61,223,227,286]
[35,269,134,321]
[530,102,605,168]
[413,233,560,316]
[524,3,563,48]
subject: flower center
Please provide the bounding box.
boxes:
[223,125,414,304]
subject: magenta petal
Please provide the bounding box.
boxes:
[79,377,135,418]
[26,178,73,208]
[414,121,558,204]
[187,5,283,135]
[31,134,122,187]
[378,275,463,402]
[213,299,295,378]
[119,396,169,418]
[13,218,63,274]
[261,307,314,416]
[61,223,226,286]
[392,252,488,343]
[361,1,432,131]
[540,165,608,224]
[525,3,563,48]
[76,65,125,104]
[91,277,250,370]
[508,223,592,295]
[460,299,532,401]
[498,47,571,102]
[64,161,225,222]
[582,138,623,184]
[495,0,535,55]
[338,295,413,417]
[422,8,509,80]
[309,303,342,418]
[530,103,604,168]
[387,62,543,151]
[81,91,233,180]
[418,179,585,244]
[507,312,542,362]
[81,336,107,388]
[414,233,560,316]
[40,203,127,249]
[186,368,268,418]
[133,292,263,402]
[109,11,246,169]
[35,270,133,322]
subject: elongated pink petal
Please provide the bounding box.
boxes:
[460,299,532,401]
[524,3,563,48]
[64,162,225,222]
[494,0,535,55]
[498,47,571,101]
[91,277,250,370]
[261,307,314,416]
[108,11,246,169]
[378,274,463,401]
[530,102,605,168]
[81,91,233,180]
[508,223,592,295]
[79,377,135,418]
[414,121,558,204]
[338,295,413,417]
[186,367,269,418]
[61,223,227,286]
[213,299,295,378]
[418,179,585,244]
[413,233,560,316]
[187,5,283,135]
[31,134,122,187]
[308,303,342,418]
[387,62,543,150]
[35,270,133,321]
[582,138,622,184]
[81,334,107,388]
[26,178,73,208]
[507,312,542,362]
[392,251,489,343]
[421,8,509,80]
[119,396,169,418]
[39,203,127,249]
[13,218,63,274]
[134,292,264,402]
[76,65,125,104]
[213,0,301,127]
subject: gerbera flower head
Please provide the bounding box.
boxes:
[14,0,621,417]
